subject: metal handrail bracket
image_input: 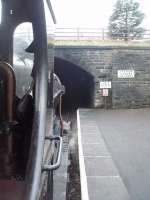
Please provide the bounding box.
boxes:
[42,136,63,171]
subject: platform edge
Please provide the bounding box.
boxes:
[77,109,89,200]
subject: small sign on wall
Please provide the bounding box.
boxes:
[102,89,109,96]
[117,70,135,78]
[100,81,111,89]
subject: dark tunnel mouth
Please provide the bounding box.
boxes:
[54,57,95,112]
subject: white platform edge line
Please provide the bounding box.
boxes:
[77,110,90,200]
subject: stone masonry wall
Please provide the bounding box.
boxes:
[53,45,150,109]
[112,49,150,108]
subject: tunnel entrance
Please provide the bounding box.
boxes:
[54,58,94,111]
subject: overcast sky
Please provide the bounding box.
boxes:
[52,0,150,29]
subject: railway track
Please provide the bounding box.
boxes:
[53,109,80,200]
[65,110,81,200]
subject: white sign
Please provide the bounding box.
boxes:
[118,70,135,78]
[102,89,109,96]
[100,81,111,89]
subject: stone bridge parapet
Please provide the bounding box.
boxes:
[50,45,150,108]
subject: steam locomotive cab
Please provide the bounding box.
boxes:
[0,0,63,199]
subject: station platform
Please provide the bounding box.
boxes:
[77,108,150,200]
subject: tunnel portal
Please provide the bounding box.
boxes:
[54,58,94,110]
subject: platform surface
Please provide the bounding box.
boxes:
[78,108,150,200]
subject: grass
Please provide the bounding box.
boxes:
[51,39,150,47]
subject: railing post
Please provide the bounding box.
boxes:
[77,27,80,40]
[102,28,104,40]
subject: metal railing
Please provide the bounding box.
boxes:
[14,27,150,41]
[53,27,150,41]
[54,27,107,40]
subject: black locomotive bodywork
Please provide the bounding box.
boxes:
[0,0,63,199]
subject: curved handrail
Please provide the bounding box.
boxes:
[25,1,49,199]
[43,136,63,171]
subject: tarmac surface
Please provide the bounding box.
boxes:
[78,108,150,200]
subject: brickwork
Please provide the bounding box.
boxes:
[51,45,150,109]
